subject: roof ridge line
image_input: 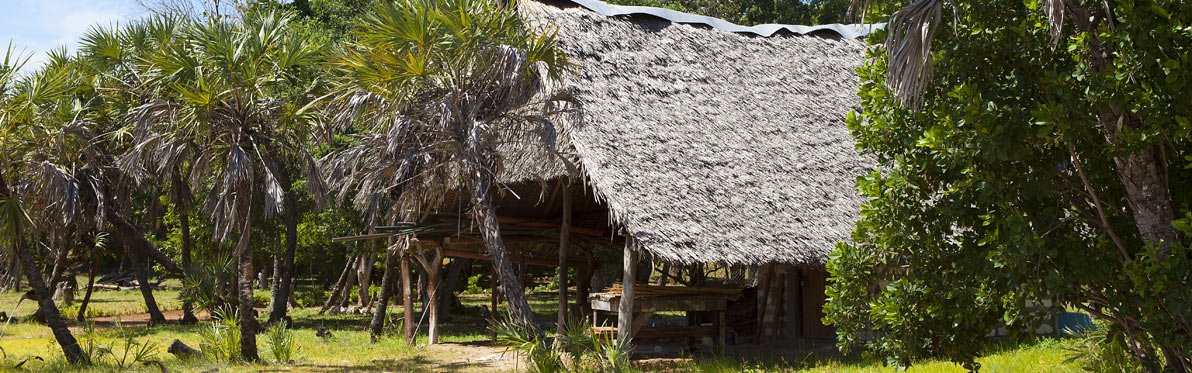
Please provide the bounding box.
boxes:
[562,0,884,39]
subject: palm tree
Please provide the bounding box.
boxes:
[123,11,324,360]
[321,0,577,328]
[0,45,87,365]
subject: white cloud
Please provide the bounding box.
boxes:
[0,0,140,68]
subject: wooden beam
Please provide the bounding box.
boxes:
[557,183,572,337]
[331,233,393,243]
[491,216,607,237]
[428,244,444,344]
[440,249,589,269]
[618,242,638,344]
[401,252,414,346]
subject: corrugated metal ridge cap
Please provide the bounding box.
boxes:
[564,0,885,39]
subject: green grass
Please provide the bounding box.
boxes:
[0,281,1088,372]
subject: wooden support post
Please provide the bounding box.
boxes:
[755,263,772,344]
[775,267,787,340]
[557,183,572,337]
[401,251,415,346]
[578,251,594,321]
[716,310,727,352]
[427,244,444,344]
[618,241,638,344]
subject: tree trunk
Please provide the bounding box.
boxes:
[130,249,166,324]
[1065,3,1182,257]
[358,245,375,307]
[77,255,99,322]
[469,180,536,327]
[369,236,403,340]
[235,179,259,361]
[320,255,357,314]
[173,167,198,324]
[0,171,86,364]
[269,167,298,323]
[618,241,638,345]
[437,258,470,320]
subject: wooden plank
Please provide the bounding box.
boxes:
[618,244,637,344]
[590,325,719,339]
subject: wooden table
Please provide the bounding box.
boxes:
[590,293,728,351]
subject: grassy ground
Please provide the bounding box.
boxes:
[0,281,1085,372]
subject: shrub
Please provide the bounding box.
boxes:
[263,322,296,364]
[198,305,242,362]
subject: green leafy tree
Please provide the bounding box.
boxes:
[827,0,1190,370]
[320,0,576,329]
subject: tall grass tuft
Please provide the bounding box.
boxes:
[493,314,636,373]
[264,322,296,364]
[198,305,242,362]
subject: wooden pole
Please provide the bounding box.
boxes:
[428,244,444,344]
[618,240,638,344]
[557,183,572,337]
[401,251,415,346]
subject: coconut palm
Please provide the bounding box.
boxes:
[122,10,324,360]
[0,44,87,365]
[321,0,577,328]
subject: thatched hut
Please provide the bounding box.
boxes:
[336,0,871,347]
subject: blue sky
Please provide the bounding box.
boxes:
[0,0,146,68]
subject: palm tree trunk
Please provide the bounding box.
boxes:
[320,255,357,314]
[469,177,536,327]
[269,168,297,323]
[106,210,183,275]
[129,249,166,324]
[235,179,259,361]
[369,236,403,340]
[173,166,198,324]
[357,246,375,306]
[0,171,86,364]
[77,254,99,322]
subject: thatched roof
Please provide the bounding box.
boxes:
[510,0,871,268]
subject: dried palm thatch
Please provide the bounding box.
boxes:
[513,1,872,267]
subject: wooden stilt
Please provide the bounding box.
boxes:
[557,183,572,336]
[618,241,638,344]
[401,251,415,346]
[427,244,444,344]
